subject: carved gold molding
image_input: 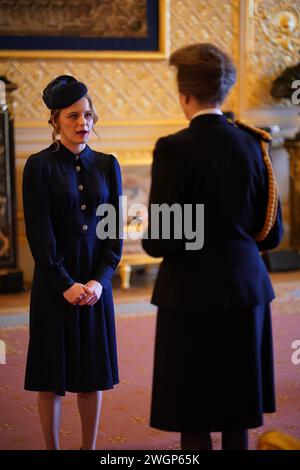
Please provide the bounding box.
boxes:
[249,0,300,52]
[244,0,300,108]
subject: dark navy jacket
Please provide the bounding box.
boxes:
[23,143,123,295]
[142,114,284,311]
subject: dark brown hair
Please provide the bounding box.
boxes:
[49,94,99,150]
[169,43,236,105]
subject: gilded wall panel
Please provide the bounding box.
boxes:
[246,0,300,108]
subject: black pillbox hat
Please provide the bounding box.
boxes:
[42,75,88,109]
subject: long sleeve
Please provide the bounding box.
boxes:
[93,155,123,289]
[142,137,185,258]
[22,155,75,293]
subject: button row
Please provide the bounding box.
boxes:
[76,159,87,232]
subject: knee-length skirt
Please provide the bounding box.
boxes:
[24,284,118,396]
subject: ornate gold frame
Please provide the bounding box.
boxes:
[0,0,169,60]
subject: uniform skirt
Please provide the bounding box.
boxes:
[150,304,275,432]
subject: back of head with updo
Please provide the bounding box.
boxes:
[169,43,236,105]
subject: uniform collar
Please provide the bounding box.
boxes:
[189,113,230,127]
[52,141,94,170]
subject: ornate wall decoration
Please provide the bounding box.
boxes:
[0,0,239,124]
[246,0,300,107]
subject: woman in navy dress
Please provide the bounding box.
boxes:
[23,76,122,449]
[142,44,283,450]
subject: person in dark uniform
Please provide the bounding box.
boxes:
[22,75,122,450]
[142,44,283,450]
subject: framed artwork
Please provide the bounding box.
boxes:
[0,0,169,59]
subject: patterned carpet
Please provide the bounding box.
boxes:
[0,281,300,450]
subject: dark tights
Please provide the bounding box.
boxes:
[181,430,248,450]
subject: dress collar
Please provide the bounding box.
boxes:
[52,141,94,170]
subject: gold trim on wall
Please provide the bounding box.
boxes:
[0,0,170,60]
[15,118,187,128]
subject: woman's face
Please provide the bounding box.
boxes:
[56,97,94,148]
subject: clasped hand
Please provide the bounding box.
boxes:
[63,280,103,306]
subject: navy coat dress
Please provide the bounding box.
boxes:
[23,142,122,396]
[142,114,284,432]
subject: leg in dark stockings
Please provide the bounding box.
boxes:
[222,429,248,450]
[181,432,212,450]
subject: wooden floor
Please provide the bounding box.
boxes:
[0,269,300,316]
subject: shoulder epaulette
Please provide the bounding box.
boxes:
[235,119,272,143]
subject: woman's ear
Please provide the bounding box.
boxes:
[50,116,59,132]
[179,92,190,107]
